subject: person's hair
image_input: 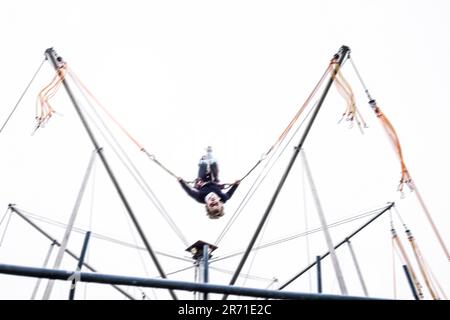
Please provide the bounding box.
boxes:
[205,202,224,219]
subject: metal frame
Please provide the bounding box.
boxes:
[0,263,384,300]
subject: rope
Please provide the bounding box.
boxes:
[209,266,276,283]
[0,58,46,133]
[0,207,10,227]
[0,210,12,247]
[164,264,197,278]
[67,69,189,247]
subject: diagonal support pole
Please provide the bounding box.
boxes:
[301,149,348,294]
[44,48,177,300]
[69,231,91,300]
[42,149,97,300]
[8,204,134,299]
[277,202,394,290]
[31,240,57,299]
[223,45,350,299]
[346,239,369,296]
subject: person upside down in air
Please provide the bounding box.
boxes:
[177,146,240,219]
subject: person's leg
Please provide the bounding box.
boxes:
[210,162,219,182]
[198,161,208,180]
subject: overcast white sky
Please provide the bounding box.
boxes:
[0,0,449,300]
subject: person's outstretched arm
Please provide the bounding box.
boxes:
[224,180,240,201]
[178,177,202,203]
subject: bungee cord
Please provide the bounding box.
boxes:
[68,68,181,180]
[348,56,412,192]
[67,68,190,247]
[214,100,318,246]
[214,60,337,246]
[66,59,334,187]
[237,62,335,182]
[349,55,449,262]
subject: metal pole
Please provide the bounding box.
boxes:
[402,265,419,300]
[301,149,347,294]
[346,239,369,296]
[203,244,209,300]
[44,48,176,300]
[69,231,91,300]
[278,202,394,290]
[43,150,97,299]
[8,204,134,300]
[224,46,350,299]
[316,256,322,293]
[31,241,57,299]
[0,263,385,300]
[193,261,199,300]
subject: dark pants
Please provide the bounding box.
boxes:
[198,162,219,182]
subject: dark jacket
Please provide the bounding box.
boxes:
[179,180,239,204]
